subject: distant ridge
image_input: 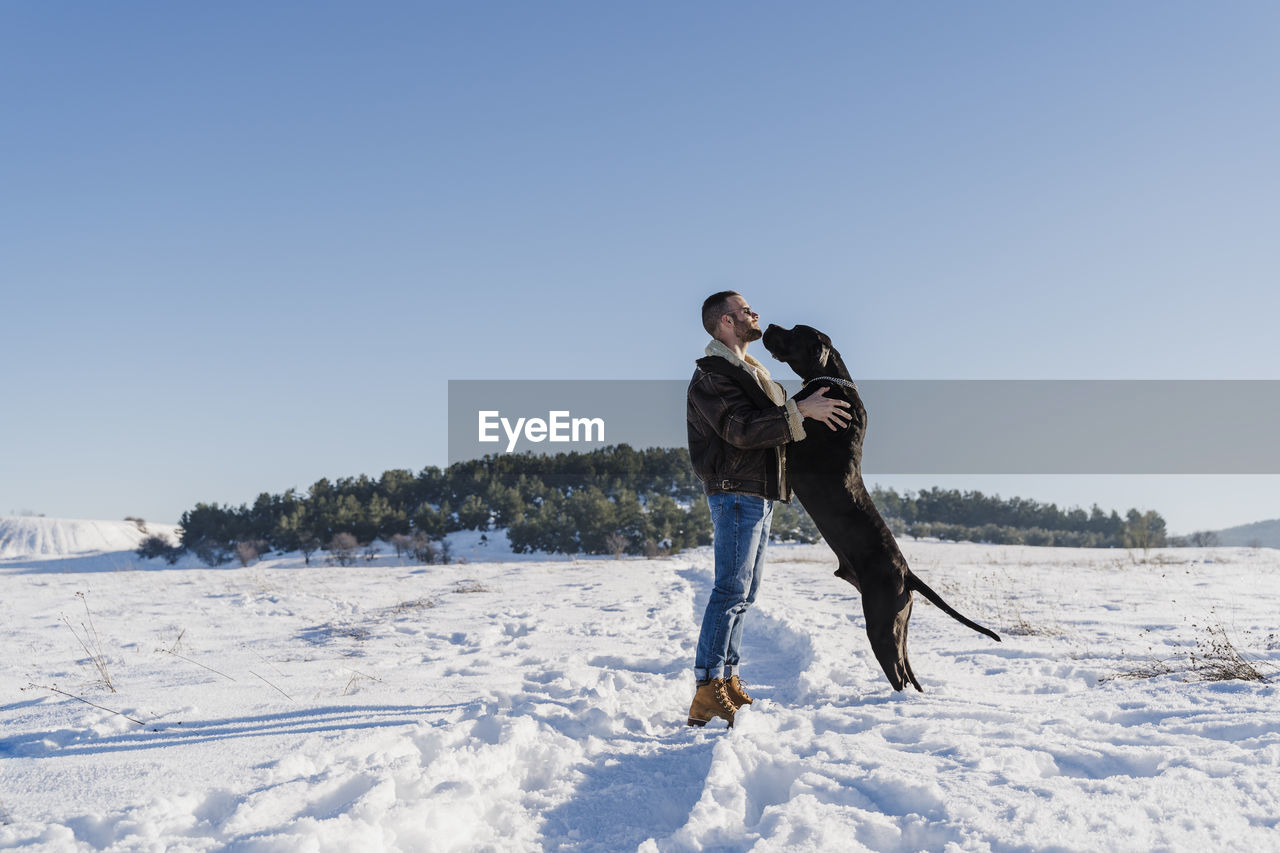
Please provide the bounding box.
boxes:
[0,516,178,560]
[1214,518,1280,548]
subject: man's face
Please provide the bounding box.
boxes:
[724,296,762,343]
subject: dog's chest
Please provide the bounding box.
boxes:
[791,387,867,472]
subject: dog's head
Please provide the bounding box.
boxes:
[761,323,844,380]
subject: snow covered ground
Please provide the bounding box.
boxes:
[2,528,1278,851]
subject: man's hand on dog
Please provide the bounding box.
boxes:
[796,387,851,431]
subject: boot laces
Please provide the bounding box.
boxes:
[714,680,737,715]
[732,676,752,702]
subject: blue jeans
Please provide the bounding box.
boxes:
[695,493,773,682]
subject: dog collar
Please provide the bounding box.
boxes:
[803,375,858,391]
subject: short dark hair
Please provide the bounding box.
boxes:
[701,290,740,335]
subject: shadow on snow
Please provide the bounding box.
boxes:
[0,703,461,758]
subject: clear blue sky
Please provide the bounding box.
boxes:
[3,2,1278,532]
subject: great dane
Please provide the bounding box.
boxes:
[762,323,1001,691]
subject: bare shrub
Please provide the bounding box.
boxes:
[643,538,663,559]
[604,531,628,559]
[389,598,437,614]
[1188,621,1272,682]
[154,629,235,682]
[235,541,262,567]
[299,536,321,566]
[1169,531,1220,547]
[390,533,413,561]
[363,542,380,563]
[125,516,147,533]
[21,682,144,726]
[439,539,453,565]
[1101,658,1178,683]
[1005,615,1046,637]
[343,668,383,696]
[1106,616,1274,683]
[327,532,358,567]
[62,592,114,692]
[410,531,437,565]
[1001,603,1063,637]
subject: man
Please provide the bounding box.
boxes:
[685,291,850,727]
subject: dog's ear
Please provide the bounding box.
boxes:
[816,331,851,379]
[815,334,832,369]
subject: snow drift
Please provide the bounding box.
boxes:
[0,516,179,561]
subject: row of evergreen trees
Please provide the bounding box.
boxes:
[876,487,1168,549]
[176,446,710,564]
[170,445,1169,565]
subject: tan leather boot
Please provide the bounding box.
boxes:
[686,678,738,727]
[726,674,754,706]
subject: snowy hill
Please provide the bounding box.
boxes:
[1214,517,1280,548]
[2,540,1278,850]
[0,516,179,560]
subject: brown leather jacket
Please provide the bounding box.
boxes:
[686,355,804,501]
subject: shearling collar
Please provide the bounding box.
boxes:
[704,338,786,405]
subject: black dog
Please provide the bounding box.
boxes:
[762,323,1000,691]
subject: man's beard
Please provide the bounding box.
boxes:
[735,317,763,343]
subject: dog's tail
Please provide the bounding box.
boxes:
[907,572,1002,642]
